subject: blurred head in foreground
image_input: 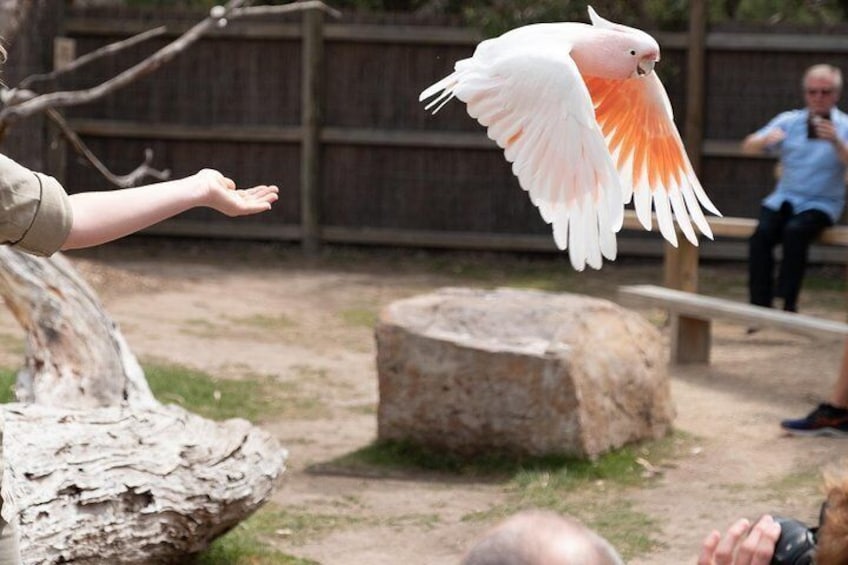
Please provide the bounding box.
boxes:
[461,510,625,565]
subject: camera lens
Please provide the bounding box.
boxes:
[770,517,816,565]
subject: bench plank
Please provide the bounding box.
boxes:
[621,211,848,245]
[619,284,848,339]
[619,284,848,364]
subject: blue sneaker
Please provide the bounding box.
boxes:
[781,403,848,437]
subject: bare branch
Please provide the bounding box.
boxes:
[19,26,169,91]
[0,0,339,127]
[0,0,250,125]
[232,1,343,19]
[46,108,171,188]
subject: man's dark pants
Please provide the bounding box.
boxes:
[748,202,832,312]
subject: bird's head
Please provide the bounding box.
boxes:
[587,6,660,79]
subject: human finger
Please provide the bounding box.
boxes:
[242,185,279,198]
[747,516,780,565]
[733,521,763,565]
[713,519,751,564]
[697,530,721,565]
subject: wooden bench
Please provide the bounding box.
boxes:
[621,211,848,246]
[619,284,848,364]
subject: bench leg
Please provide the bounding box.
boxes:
[670,314,710,364]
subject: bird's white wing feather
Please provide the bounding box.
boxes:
[421,39,623,271]
[584,72,721,247]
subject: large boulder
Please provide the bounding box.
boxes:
[376,287,673,459]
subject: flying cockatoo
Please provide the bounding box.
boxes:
[419,6,721,270]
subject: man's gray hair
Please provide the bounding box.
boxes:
[461,510,625,565]
[804,64,843,92]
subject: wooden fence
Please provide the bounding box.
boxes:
[9,5,848,263]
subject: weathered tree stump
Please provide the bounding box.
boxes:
[0,247,287,564]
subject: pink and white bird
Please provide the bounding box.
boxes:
[419,6,721,270]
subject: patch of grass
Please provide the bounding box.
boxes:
[0,368,15,403]
[144,361,331,422]
[321,432,689,482]
[195,509,319,565]
[317,433,687,559]
[248,505,365,546]
[229,314,297,332]
[755,467,824,507]
[345,402,377,416]
[339,307,378,329]
[588,501,662,560]
[180,318,222,338]
[144,362,265,421]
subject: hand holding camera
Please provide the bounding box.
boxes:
[808,111,835,141]
[698,514,782,565]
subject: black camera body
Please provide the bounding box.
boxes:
[770,516,817,565]
[808,111,832,139]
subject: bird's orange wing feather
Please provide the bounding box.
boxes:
[583,74,719,245]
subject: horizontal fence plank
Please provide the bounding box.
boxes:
[702,139,774,159]
[64,18,302,40]
[323,23,481,45]
[140,218,847,263]
[69,119,302,143]
[141,220,302,240]
[68,119,766,156]
[321,127,494,148]
[65,15,848,53]
[706,32,848,53]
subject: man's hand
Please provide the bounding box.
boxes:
[697,515,781,565]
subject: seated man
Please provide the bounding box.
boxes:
[741,64,848,313]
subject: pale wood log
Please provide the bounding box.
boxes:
[0,248,288,561]
[0,247,155,409]
[1,402,287,565]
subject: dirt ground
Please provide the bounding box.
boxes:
[6,239,847,564]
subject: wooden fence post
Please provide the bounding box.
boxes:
[664,0,707,292]
[300,6,324,255]
[45,37,76,185]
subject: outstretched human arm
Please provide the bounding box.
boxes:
[62,169,278,250]
[741,128,786,155]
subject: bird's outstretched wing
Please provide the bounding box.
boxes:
[420,41,623,271]
[583,72,721,246]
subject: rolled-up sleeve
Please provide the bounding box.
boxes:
[0,154,72,256]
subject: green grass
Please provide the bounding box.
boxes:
[143,362,329,422]
[0,369,15,403]
[339,307,378,328]
[318,434,689,560]
[228,314,297,332]
[195,508,321,565]
[144,362,272,421]
[320,432,689,482]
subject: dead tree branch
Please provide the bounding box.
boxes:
[19,26,168,90]
[46,108,171,188]
[0,0,339,187]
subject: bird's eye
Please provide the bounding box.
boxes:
[629,49,636,56]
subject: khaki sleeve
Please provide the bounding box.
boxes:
[0,154,73,257]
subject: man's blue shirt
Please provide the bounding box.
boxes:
[757,107,848,222]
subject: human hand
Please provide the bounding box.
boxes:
[811,116,838,143]
[697,515,781,565]
[194,169,279,216]
[760,128,786,146]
